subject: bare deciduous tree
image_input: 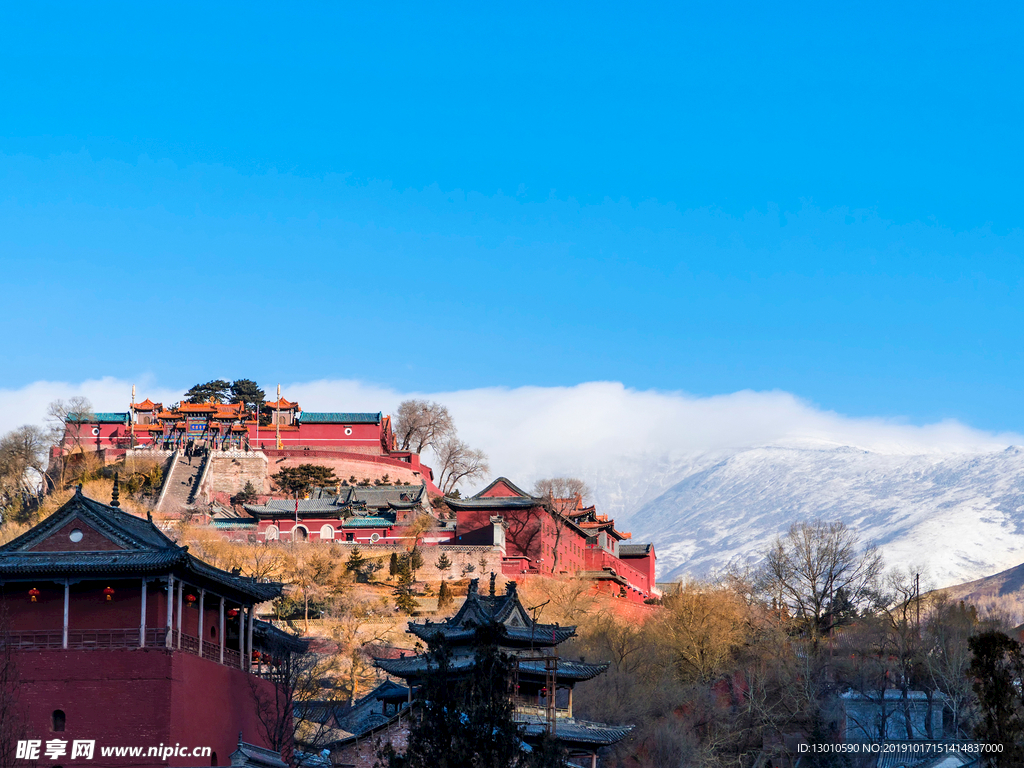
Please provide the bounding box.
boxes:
[0,425,50,512]
[46,397,95,489]
[393,400,454,454]
[249,639,338,767]
[756,519,883,648]
[658,579,749,684]
[435,436,489,495]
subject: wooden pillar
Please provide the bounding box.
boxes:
[198,589,205,658]
[568,687,573,718]
[590,753,597,768]
[165,575,174,648]
[62,580,69,650]
[140,578,147,648]
[239,607,245,670]
[176,580,183,649]
[246,606,255,672]
[219,597,225,664]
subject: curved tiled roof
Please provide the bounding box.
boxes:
[375,655,606,683]
[405,581,575,648]
[518,716,633,746]
[0,490,281,602]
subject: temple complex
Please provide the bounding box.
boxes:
[449,478,658,602]
[330,577,632,767]
[239,484,452,544]
[0,488,303,766]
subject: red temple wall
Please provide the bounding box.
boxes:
[247,422,382,451]
[13,648,278,767]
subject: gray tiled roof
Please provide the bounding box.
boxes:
[244,485,425,518]
[0,490,282,602]
[332,680,410,738]
[404,581,576,648]
[375,656,606,683]
[618,543,653,557]
[518,716,633,746]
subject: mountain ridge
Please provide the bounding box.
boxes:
[595,442,1024,589]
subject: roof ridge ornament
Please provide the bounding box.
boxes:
[110,472,121,508]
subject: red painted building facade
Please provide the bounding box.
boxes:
[447,478,658,603]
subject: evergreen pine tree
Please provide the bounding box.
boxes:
[435,552,452,580]
[408,546,424,580]
[346,546,366,573]
[437,580,454,610]
[393,556,418,614]
[388,551,399,580]
[969,630,1024,767]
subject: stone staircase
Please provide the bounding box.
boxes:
[158,451,207,515]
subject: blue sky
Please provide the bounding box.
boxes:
[1,2,1022,432]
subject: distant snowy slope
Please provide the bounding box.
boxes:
[615,443,1024,589]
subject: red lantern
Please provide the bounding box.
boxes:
[227,608,239,618]
[28,588,40,602]
[103,586,115,602]
[186,594,197,607]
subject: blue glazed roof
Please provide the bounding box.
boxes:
[69,412,128,423]
[342,516,395,528]
[297,412,381,424]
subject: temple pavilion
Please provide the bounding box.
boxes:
[351,576,632,768]
[0,487,304,766]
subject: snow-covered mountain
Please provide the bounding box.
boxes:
[596,442,1024,589]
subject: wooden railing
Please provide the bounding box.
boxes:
[3,627,167,650]
[512,700,571,720]
[3,628,248,670]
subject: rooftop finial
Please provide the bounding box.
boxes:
[468,578,479,595]
[489,571,496,596]
[110,472,120,507]
[506,580,517,596]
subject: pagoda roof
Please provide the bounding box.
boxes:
[517,716,633,747]
[0,490,280,603]
[296,412,380,424]
[265,397,299,411]
[132,398,159,411]
[404,580,576,648]
[177,402,220,412]
[375,655,607,683]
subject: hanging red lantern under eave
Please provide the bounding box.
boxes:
[186,594,197,607]
[227,608,239,618]
[103,586,115,602]
[28,588,40,602]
